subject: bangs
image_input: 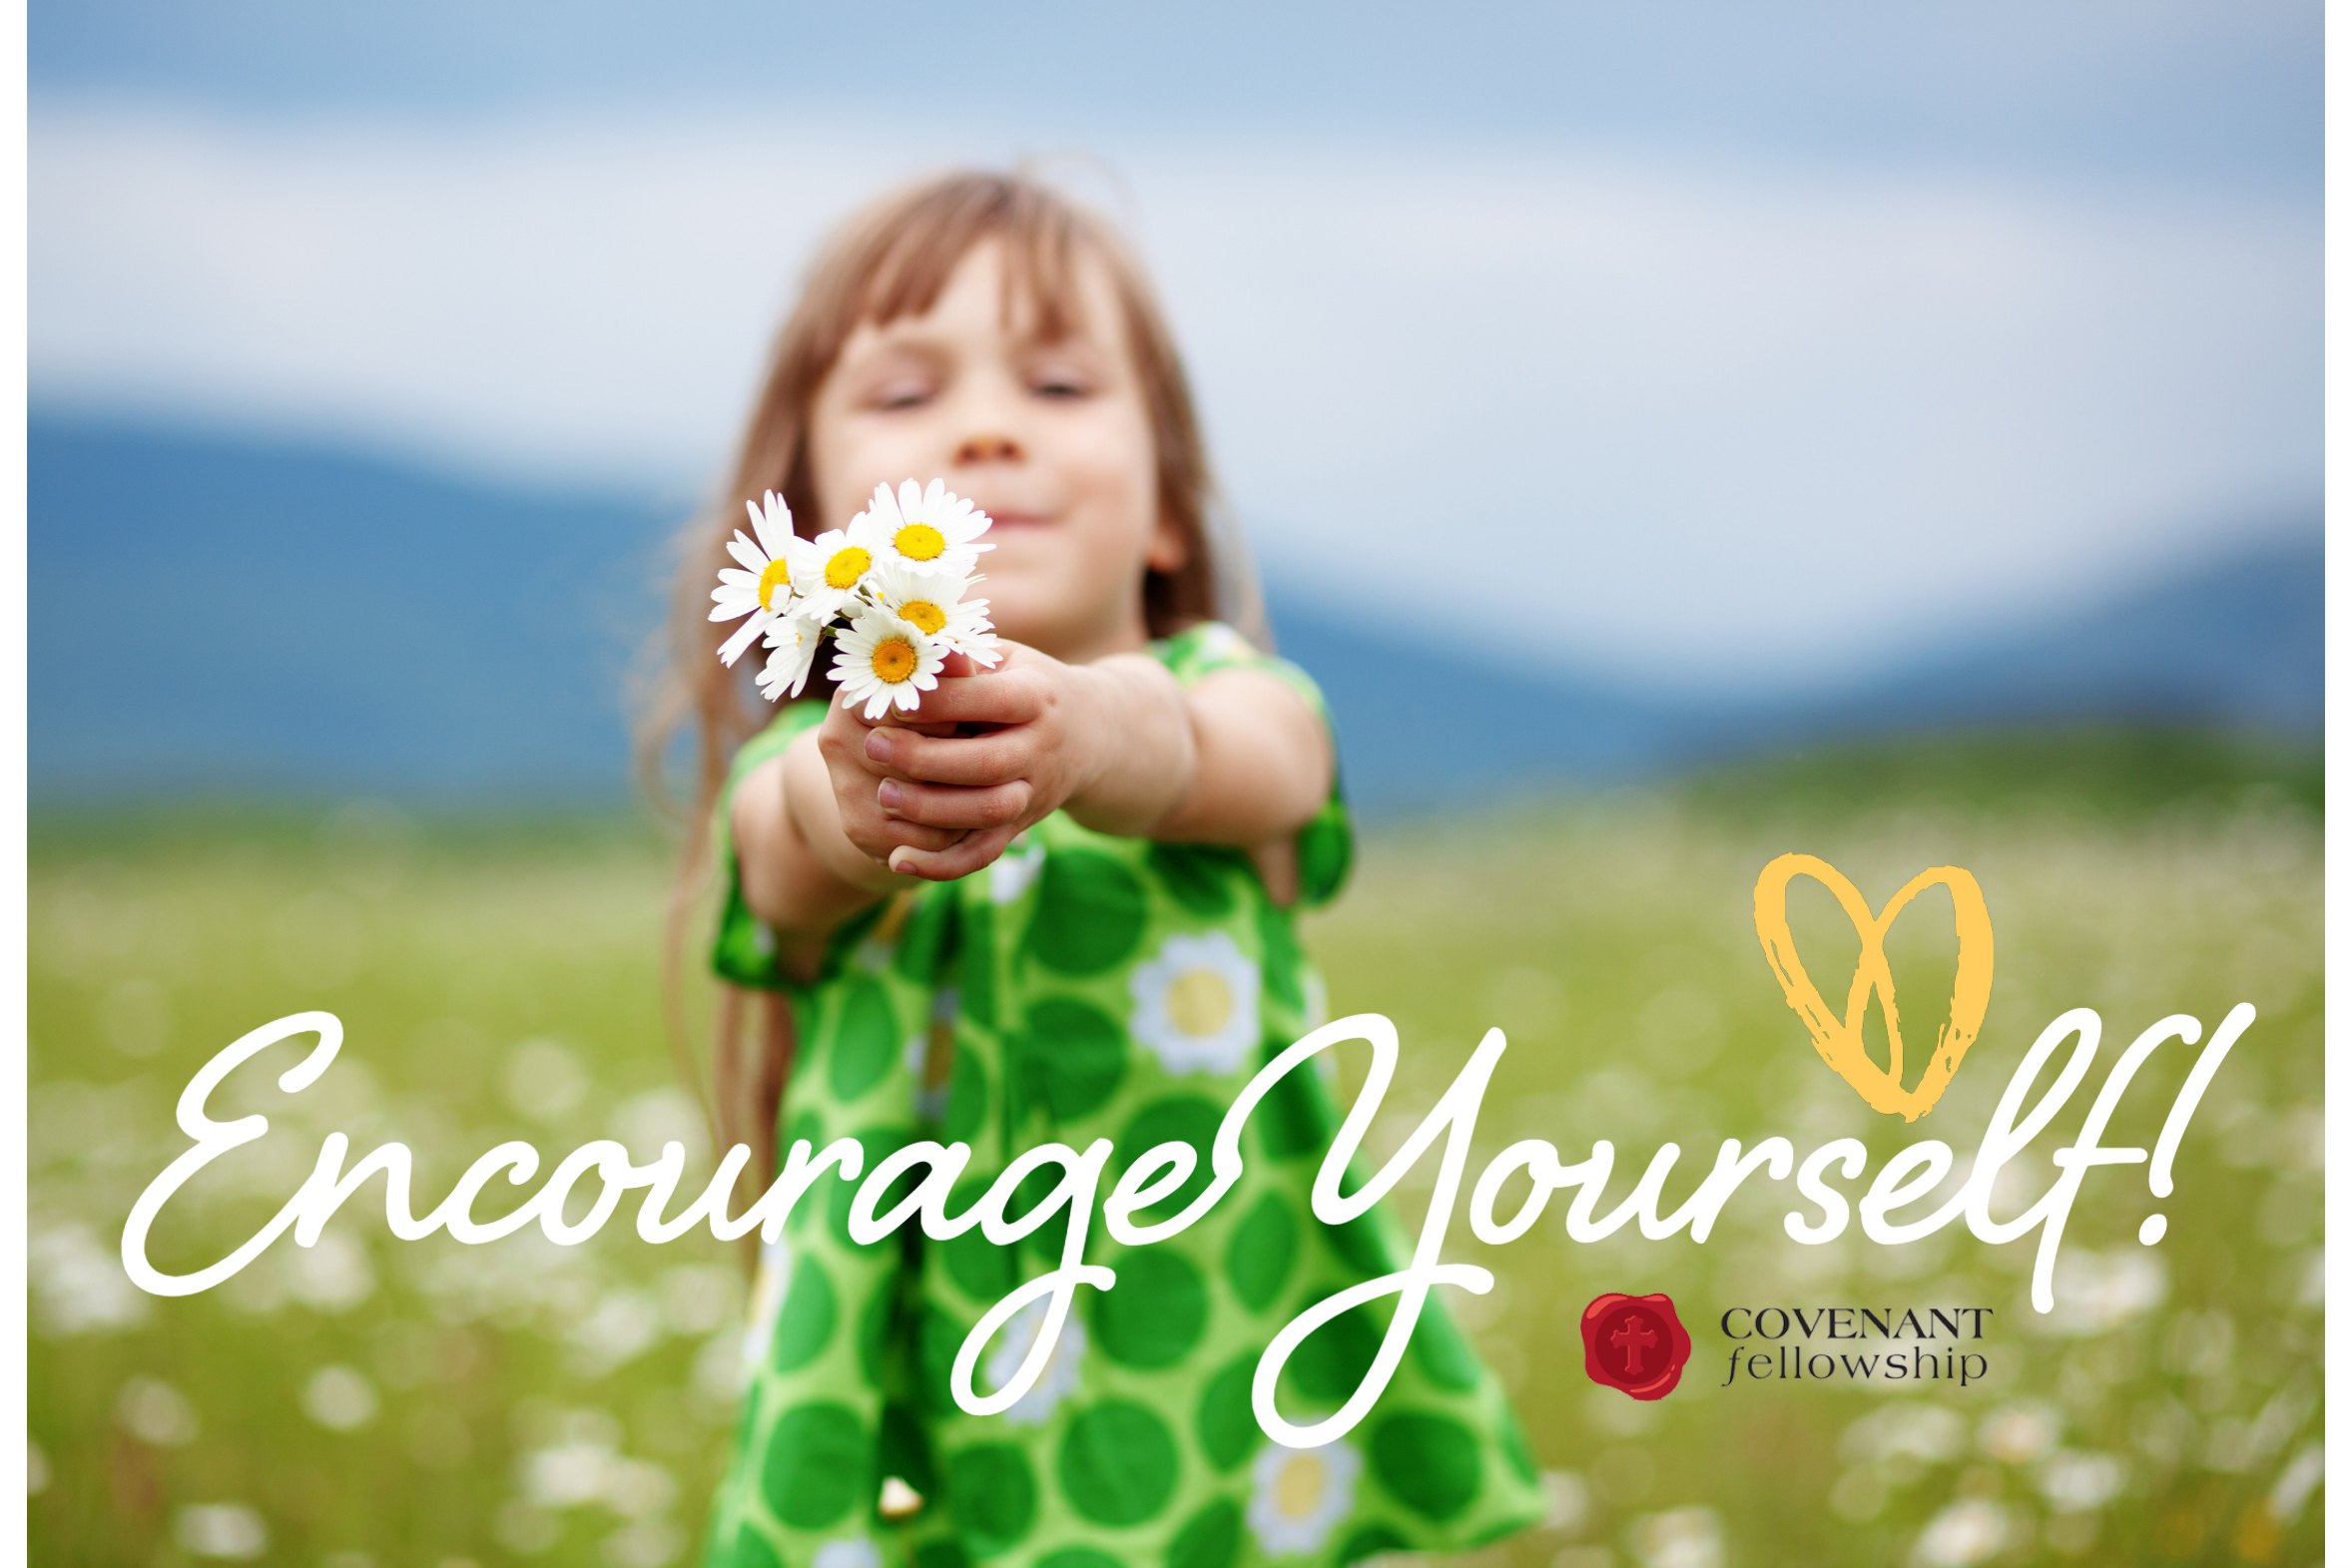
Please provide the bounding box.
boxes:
[846,176,1092,343]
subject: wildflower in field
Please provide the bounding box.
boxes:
[117,1377,199,1445]
[32,1223,151,1335]
[2035,1451,2125,1513]
[1910,1499,2011,1568]
[176,1504,268,1560]
[1977,1402,2058,1465]
[299,1366,378,1432]
[1629,1508,1724,1568]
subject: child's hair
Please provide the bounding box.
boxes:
[637,168,1262,1196]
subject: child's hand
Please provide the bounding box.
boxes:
[857,641,1121,881]
[813,662,979,873]
[827,637,1329,888]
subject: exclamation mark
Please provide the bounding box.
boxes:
[2138,1002,2256,1245]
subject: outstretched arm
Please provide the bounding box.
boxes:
[731,640,1334,948]
[734,660,1009,942]
[726,723,930,969]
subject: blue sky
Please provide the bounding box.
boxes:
[32,0,2319,191]
[29,2,2321,692]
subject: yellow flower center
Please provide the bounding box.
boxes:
[1166,967,1234,1038]
[757,558,792,610]
[825,546,873,590]
[900,599,947,635]
[894,522,947,561]
[1273,1453,1325,1519]
[871,637,918,685]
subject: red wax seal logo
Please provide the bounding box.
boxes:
[1579,1293,1692,1399]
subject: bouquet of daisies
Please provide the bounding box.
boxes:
[710,478,1002,718]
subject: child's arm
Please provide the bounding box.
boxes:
[726,727,937,967]
[732,641,1332,949]
[844,641,1333,883]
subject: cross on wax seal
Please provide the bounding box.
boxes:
[1579,1293,1692,1400]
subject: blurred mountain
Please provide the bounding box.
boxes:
[1773,536,2323,738]
[1272,527,2323,810]
[30,418,671,802]
[28,417,2321,811]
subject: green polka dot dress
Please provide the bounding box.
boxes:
[700,622,1543,1568]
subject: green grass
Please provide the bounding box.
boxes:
[29,731,2323,1568]
[1672,723,2322,820]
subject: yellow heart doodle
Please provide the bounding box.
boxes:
[1752,853,1994,1122]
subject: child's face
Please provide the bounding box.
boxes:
[807,239,1183,663]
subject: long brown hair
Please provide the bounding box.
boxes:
[636,169,1260,1220]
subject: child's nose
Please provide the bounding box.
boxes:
[953,432,1023,465]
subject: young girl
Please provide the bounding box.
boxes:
[661,172,1542,1568]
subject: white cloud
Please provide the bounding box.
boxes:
[31,104,2316,688]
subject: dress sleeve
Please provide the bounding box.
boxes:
[1155,621,1355,909]
[708,701,832,989]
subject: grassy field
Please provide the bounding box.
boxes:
[28,730,2323,1568]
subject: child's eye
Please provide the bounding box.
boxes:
[871,381,933,411]
[1029,372,1091,399]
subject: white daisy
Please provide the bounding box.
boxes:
[865,558,1003,667]
[984,1297,1087,1427]
[785,517,886,624]
[1128,930,1262,1076]
[753,615,823,704]
[831,609,947,722]
[859,477,994,575]
[1247,1437,1362,1557]
[710,491,800,666]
